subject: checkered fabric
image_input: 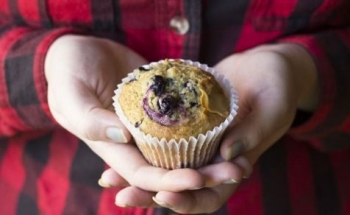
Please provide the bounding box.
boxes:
[0,0,350,214]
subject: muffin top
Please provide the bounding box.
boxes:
[118,59,229,141]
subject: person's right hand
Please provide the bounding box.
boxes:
[45,35,143,144]
[44,35,238,193]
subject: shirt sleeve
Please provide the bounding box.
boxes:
[279,27,350,151]
[0,26,77,137]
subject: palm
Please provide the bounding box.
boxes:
[215,50,297,163]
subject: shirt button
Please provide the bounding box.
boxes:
[169,16,189,35]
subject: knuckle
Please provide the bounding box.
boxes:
[77,117,99,141]
[245,128,263,150]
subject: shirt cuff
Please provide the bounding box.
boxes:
[279,30,350,151]
[0,27,80,136]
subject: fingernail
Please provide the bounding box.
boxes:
[152,196,172,208]
[115,202,131,208]
[189,186,204,190]
[106,127,127,143]
[98,178,114,188]
[222,179,240,184]
[235,156,253,179]
[98,172,119,188]
[226,141,244,160]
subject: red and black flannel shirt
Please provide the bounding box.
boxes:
[1,0,350,214]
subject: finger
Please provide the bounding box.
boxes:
[89,141,205,192]
[48,80,131,143]
[197,160,243,187]
[220,97,295,161]
[153,184,238,214]
[234,156,253,179]
[198,155,252,187]
[98,168,129,188]
[115,186,158,208]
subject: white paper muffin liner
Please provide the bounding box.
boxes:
[113,59,238,169]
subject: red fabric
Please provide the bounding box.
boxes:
[286,139,317,215]
[0,0,350,214]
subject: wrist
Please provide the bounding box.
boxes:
[251,43,320,111]
[278,43,320,111]
[44,35,80,83]
[44,35,111,83]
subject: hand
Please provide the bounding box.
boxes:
[44,35,208,192]
[45,35,145,143]
[156,43,318,213]
[216,43,319,164]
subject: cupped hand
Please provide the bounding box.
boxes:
[216,43,319,164]
[45,35,145,143]
[44,35,209,192]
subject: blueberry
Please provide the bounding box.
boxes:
[159,95,179,115]
[134,121,142,128]
[190,102,198,107]
[138,66,150,71]
[128,78,136,83]
[151,75,166,95]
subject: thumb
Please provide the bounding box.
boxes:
[220,99,295,161]
[80,106,131,143]
[48,80,131,143]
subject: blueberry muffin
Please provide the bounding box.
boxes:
[118,59,230,141]
[114,59,237,169]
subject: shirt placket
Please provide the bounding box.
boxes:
[182,0,202,60]
[154,0,201,60]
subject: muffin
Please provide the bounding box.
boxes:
[114,59,237,169]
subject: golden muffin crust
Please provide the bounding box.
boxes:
[119,59,229,141]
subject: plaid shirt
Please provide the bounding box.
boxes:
[0,0,350,214]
